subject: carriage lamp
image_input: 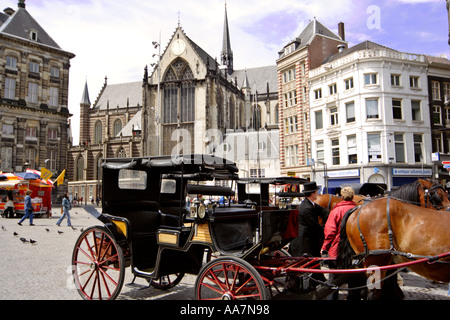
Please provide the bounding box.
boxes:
[190,199,207,219]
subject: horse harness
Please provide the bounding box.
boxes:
[353,197,450,265]
[423,184,449,210]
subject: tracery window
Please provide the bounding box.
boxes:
[162,58,195,124]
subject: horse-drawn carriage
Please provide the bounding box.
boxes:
[71,154,450,300]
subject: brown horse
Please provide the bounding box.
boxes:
[315,194,366,212]
[389,178,450,210]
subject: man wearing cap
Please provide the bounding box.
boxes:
[289,181,328,257]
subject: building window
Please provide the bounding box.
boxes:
[347,135,357,164]
[445,107,450,127]
[113,119,122,137]
[48,129,57,139]
[314,88,322,100]
[2,124,14,136]
[433,134,443,153]
[6,56,17,69]
[49,87,59,107]
[392,99,402,120]
[26,127,37,138]
[368,133,381,162]
[250,168,266,178]
[444,82,450,99]
[5,78,16,100]
[163,59,195,124]
[283,68,296,83]
[344,78,354,90]
[391,74,401,86]
[394,133,405,163]
[94,121,102,145]
[77,156,84,181]
[1,147,12,171]
[181,83,195,122]
[315,110,323,129]
[411,100,421,121]
[28,82,39,104]
[366,98,379,119]
[316,140,324,162]
[331,139,340,165]
[25,148,36,169]
[413,134,423,163]
[346,101,355,123]
[364,73,377,85]
[432,105,442,125]
[432,81,440,100]
[50,67,60,78]
[410,76,419,89]
[47,150,57,171]
[330,107,338,126]
[329,83,337,95]
[29,61,39,74]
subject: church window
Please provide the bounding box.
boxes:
[163,58,195,124]
[117,147,126,158]
[94,120,102,144]
[76,156,84,181]
[113,119,122,137]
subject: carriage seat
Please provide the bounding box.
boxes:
[104,200,161,237]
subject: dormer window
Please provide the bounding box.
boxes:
[29,30,38,41]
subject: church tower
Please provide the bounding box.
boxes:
[221,3,233,75]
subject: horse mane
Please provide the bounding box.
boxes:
[387,180,421,204]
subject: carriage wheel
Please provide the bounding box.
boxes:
[150,272,185,290]
[72,226,125,300]
[195,257,268,300]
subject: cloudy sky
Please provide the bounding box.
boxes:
[11,0,449,145]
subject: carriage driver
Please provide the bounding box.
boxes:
[289,181,329,258]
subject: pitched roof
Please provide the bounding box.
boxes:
[232,65,278,93]
[0,6,61,49]
[279,18,343,58]
[93,81,142,110]
[324,40,398,63]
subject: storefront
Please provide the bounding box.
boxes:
[392,168,432,187]
[325,169,361,194]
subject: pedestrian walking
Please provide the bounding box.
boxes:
[57,193,72,227]
[18,189,34,226]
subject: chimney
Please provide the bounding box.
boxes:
[338,22,345,41]
[18,0,25,9]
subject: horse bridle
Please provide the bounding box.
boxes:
[423,185,449,210]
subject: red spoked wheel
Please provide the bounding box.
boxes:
[195,257,268,300]
[150,273,185,290]
[72,226,125,300]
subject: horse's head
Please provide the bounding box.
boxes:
[417,178,450,210]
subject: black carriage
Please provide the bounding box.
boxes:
[71,154,305,300]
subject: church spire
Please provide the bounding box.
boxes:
[80,79,91,105]
[221,2,233,75]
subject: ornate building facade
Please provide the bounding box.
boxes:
[0,1,75,201]
[68,6,281,201]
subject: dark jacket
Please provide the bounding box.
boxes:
[289,198,329,257]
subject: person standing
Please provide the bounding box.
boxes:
[321,187,356,300]
[289,181,329,257]
[57,193,72,227]
[321,187,356,258]
[18,189,34,226]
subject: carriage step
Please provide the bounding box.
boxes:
[125,282,150,290]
